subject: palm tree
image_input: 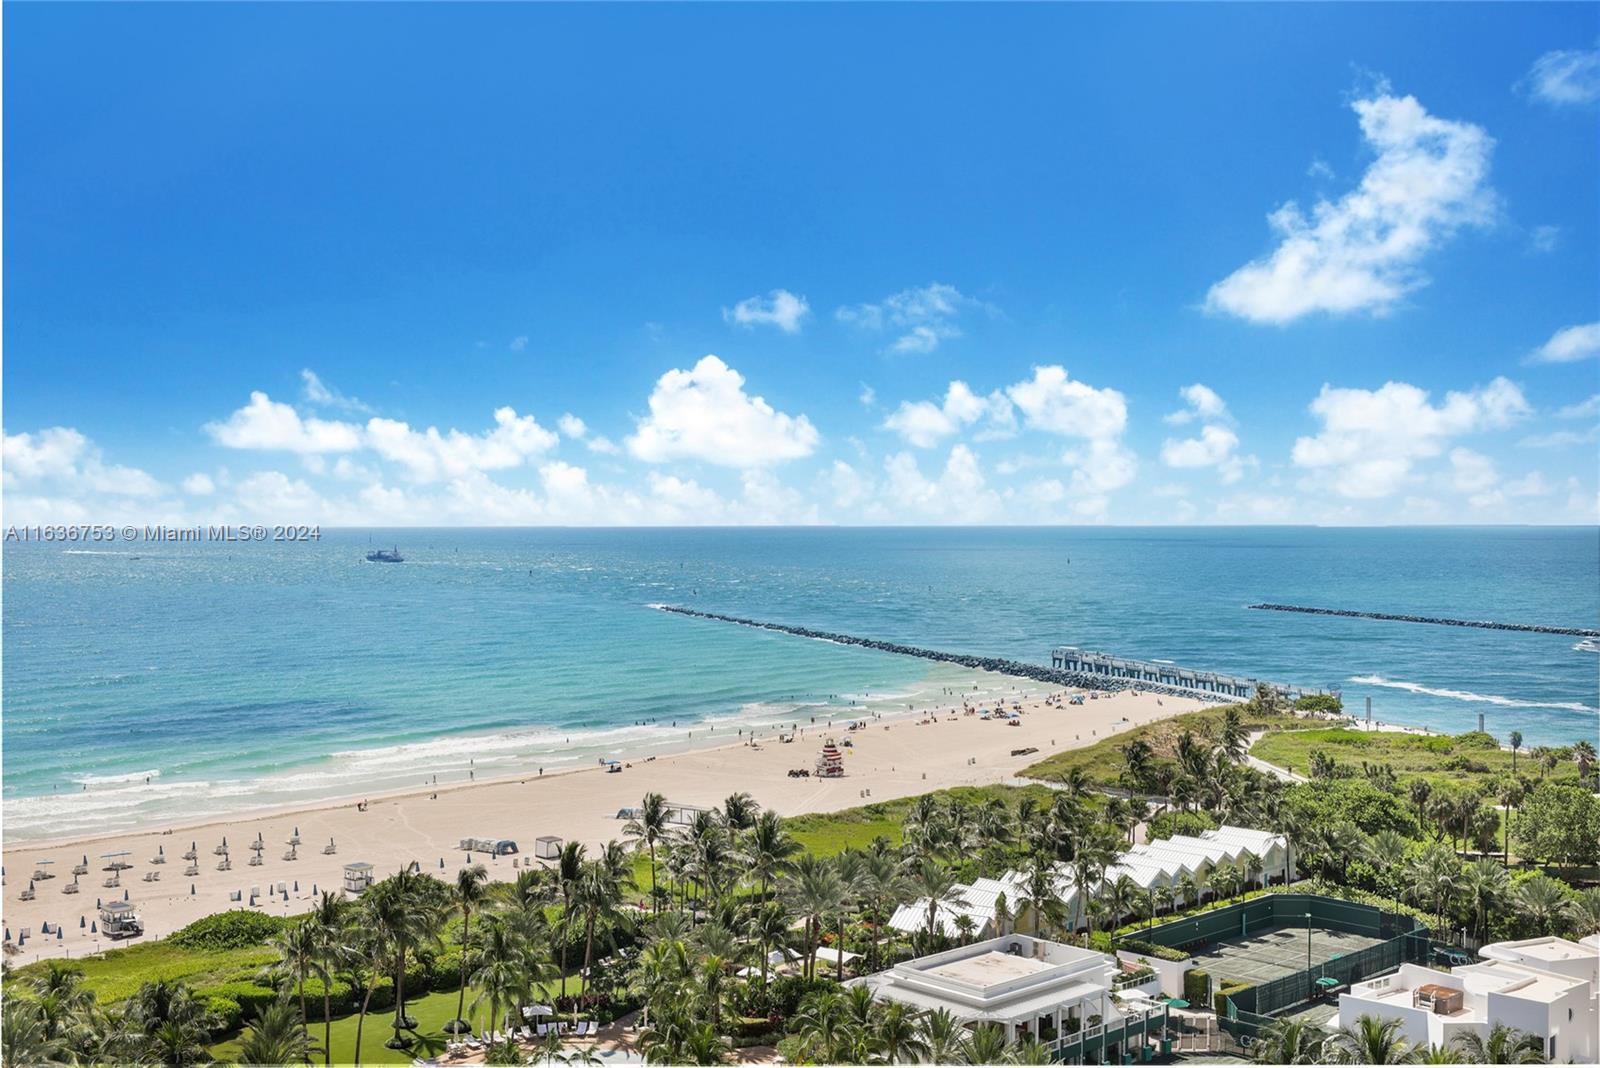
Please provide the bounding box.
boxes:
[1510,875,1574,938]
[1496,780,1522,868]
[346,928,388,1066]
[1403,845,1462,935]
[1573,740,1596,782]
[1508,731,1522,775]
[624,793,671,912]
[1252,1018,1327,1064]
[448,863,490,1033]
[747,899,792,986]
[554,841,586,997]
[470,916,535,1042]
[1569,888,1600,936]
[960,1023,1011,1065]
[265,921,323,1055]
[123,980,223,1067]
[830,852,865,982]
[875,1000,928,1064]
[3,999,64,1068]
[1409,779,1434,834]
[364,869,441,1048]
[856,849,911,969]
[1328,1015,1420,1064]
[576,843,633,1009]
[906,858,968,951]
[721,791,760,831]
[1451,1023,1548,1064]
[1017,853,1065,937]
[918,1008,968,1064]
[236,995,321,1066]
[783,854,849,979]
[306,891,349,1067]
[1456,859,1509,945]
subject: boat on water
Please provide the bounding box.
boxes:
[1575,637,1600,653]
[365,547,404,563]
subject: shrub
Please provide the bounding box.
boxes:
[1182,968,1210,1006]
[299,977,359,1019]
[168,911,291,951]
[1116,938,1190,963]
[1294,694,1343,715]
[1213,980,1251,1016]
[199,993,243,1033]
[195,980,278,1021]
[1147,810,1219,841]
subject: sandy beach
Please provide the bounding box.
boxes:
[2,687,1209,965]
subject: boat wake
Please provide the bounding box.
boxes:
[1350,675,1597,715]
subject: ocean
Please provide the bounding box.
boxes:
[3,526,1595,843]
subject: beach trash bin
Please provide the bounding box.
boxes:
[1160,1038,1172,1055]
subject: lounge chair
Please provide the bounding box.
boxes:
[577,1021,592,1037]
[536,1024,548,1037]
[520,1026,533,1040]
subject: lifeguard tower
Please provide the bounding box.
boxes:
[815,739,846,778]
[343,861,375,894]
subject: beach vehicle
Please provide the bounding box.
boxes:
[459,837,519,856]
[99,901,144,940]
[365,546,404,563]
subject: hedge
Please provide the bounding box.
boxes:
[1213,980,1250,1016]
[1116,938,1191,963]
[1182,968,1210,1006]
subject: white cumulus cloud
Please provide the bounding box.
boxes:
[1206,89,1494,324]
[627,355,819,467]
[207,392,364,454]
[1529,322,1600,364]
[1292,377,1528,498]
[723,289,811,334]
[883,381,1013,448]
[365,407,559,482]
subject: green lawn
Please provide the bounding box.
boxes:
[1019,702,1291,783]
[1250,728,1586,789]
[7,939,279,1004]
[209,978,585,1066]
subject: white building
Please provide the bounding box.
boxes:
[1337,936,1599,1063]
[889,825,1291,940]
[854,933,1170,1064]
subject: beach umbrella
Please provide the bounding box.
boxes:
[123,889,129,901]
[158,845,164,856]
[439,858,445,869]
[28,880,35,892]
[293,881,299,892]
[91,922,97,933]
[311,884,318,897]
[191,884,196,894]
[96,898,102,907]
[79,917,85,929]
[42,922,52,934]
[4,927,10,941]
[57,929,63,941]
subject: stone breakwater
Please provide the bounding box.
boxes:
[653,605,1224,701]
[1246,603,1600,639]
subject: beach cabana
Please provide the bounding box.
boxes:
[534,836,563,860]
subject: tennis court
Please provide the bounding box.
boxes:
[1193,922,1385,987]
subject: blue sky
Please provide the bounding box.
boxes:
[4,4,1597,526]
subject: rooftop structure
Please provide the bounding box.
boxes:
[1049,647,1303,699]
[1337,937,1598,1063]
[855,934,1167,1063]
[888,825,1292,940]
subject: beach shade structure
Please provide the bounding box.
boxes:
[521,1004,554,1019]
[1315,976,1340,989]
[1165,998,1190,1010]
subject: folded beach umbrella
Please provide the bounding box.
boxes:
[191,884,196,895]
[90,922,97,933]
[4,927,10,941]
[80,916,86,928]
[293,881,299,892]
[123,889,129,901]
[57,929,63,940]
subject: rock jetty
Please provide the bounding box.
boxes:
[1247,603,1600,638]
[653,605,1220,700]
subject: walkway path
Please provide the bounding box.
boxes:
[1243,730,1306,784]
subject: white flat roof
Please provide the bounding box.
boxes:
[927,950,1053,986]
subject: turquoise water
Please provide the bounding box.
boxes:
[3,527,1595,841]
